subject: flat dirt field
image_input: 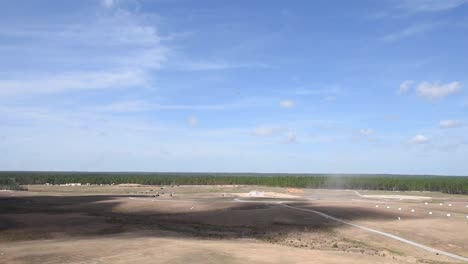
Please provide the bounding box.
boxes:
[1,185,467,264]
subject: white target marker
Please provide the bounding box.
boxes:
[440,203,443,206]
[375,205,379,208]
[424,202,428,205]
[429,212,433,215]
[398,208,402,211]
[398,217,401,220]
[411,209,415,212]
[386,206,390,209]
[466,215,468,219]
[448,204,452,207]
[446,214,451,217]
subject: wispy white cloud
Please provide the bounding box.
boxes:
[154,101,260,111]
[279,100,295,108]
[1,5,262,96]
[0,106,82,128]
[371,0,468,19]
[253,126,286,137]
[416,81,462,99]
[281,87,342,102]
[88,99,154,113]
[285,132,297,143]
[188,117,199,127]
[0,70,147,95]
[384,23,437,41]
[323,95,337,102]
[252,125,298,144]
[398,81,463,99]
[172,60,269,71]
[0,104,174,137]
[102,0,115,9]
[0,4,265,96]
[439,119,464,128]
[398,80,414,94]
[410,134,430,144]
[359,129,375,136]
[286,87,342,96]
[87,97,275,113]
[398,0,468,13]
[354,129,376,142]
[0,8,168,95]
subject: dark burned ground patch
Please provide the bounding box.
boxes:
[0,215,25,230]
[0,195,127,213]
[228,204,271,210]
[285,201,426,222]
[0,212,125,241]
[0,194,413,258]
[0,195,128,241]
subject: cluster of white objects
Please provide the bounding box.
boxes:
[374,201,468,221]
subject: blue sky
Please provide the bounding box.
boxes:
[1,0,467,175]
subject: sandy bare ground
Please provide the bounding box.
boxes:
[233,191,300,199]
[0,232,407,264]
[278,202,467,261]
[352,191,432,200]
[1,185,467,264]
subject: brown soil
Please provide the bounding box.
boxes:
[1,186,467,264]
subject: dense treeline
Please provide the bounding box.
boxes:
[0,176,28,191]
[1,172,467,194]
